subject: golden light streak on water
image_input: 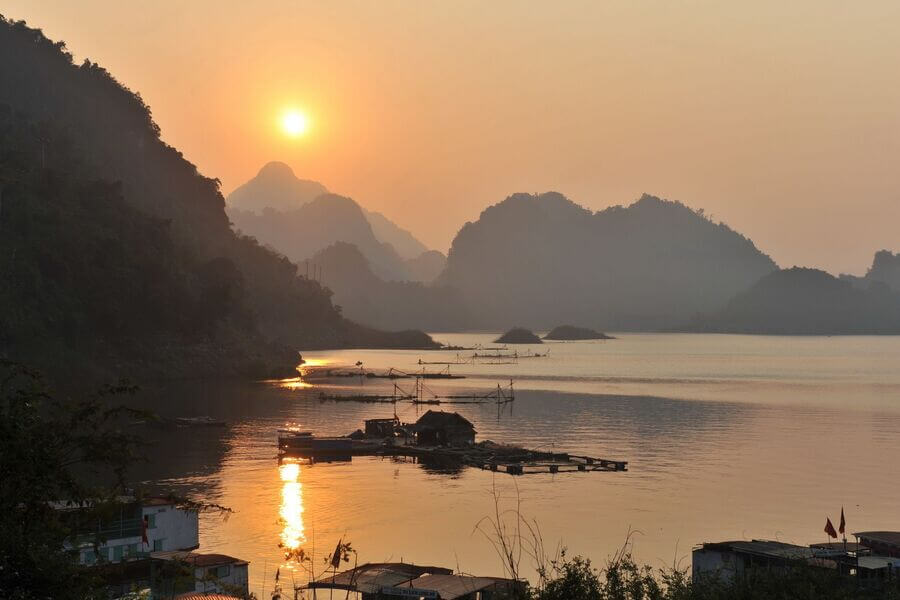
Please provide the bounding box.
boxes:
[277,377,312,390]
[279,461,306,551]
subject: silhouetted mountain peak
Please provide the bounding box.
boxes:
[752,267,842,292]
[257,160,297,180]
[487,191,590,221]
[227,161,328,213]
[305,193,363,214]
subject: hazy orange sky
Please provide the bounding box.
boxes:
[6,1,899,274]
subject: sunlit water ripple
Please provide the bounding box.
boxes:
[130,333,900,594]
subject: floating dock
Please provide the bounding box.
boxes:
[280,439,626,476]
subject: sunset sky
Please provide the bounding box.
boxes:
[6,1,899,274]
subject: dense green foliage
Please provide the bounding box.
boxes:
[0,361,141,599]
[529,552,899,600]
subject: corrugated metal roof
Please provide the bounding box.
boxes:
[700,540,814,561]
[401,574,516,600]
[309,562,452,594]
[174,595,242,600]
[855,531,900,547]
[151,551,247,567]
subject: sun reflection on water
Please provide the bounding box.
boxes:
[277,377,312,390]
[279,461,306,551]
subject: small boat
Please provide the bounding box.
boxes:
[174,416,226,427]
[277,429,353,455]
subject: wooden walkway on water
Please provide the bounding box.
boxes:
[285,441,629,476]
[376,445,627,475]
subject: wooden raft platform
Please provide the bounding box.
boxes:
[373,443,627,475]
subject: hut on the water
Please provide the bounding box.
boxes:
[413,411,475,446]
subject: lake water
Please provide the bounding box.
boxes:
[132,333,900,595]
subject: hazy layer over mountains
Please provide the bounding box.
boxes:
[0,18,436,382]
[226,162,440,281]
[311,243,472,331]
[440,192,778,330]
[692,267,900,334]
[4,14,899,362]
[231,171,900,335]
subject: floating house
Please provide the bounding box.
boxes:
[412,410,476,446]
[365,417,400,438]
[308,562,524,599]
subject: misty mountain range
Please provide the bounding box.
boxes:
[236,177,900,335]
[226,162,442,282]
[3,15,900,390]
[0,18,436,383]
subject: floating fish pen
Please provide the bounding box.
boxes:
[280,439,627,476]
[318,383,415,403]
[317,379,513,405]
[412,380,515,405]
[306,365,465,380]
[393,444,628,475]
[472,349,549,360]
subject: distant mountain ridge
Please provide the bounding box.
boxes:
[363,208,429,260]
[311,242,473,331]
[865,250,900,291]
[226,162,433,271]
[228,161,328,213]
[439,192,778,330]
[229,193,411,281]
[689,267,900,334]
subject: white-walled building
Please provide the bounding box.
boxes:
[69,496,199,565]
[142,497,200,554]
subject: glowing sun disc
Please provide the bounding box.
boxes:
[281,111,309,136]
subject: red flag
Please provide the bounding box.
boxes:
[141,515,149,546]
[839,507,846,535]
[825,517,838,539]
[330,539,342,569]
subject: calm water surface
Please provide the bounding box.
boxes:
[132,333,900,594]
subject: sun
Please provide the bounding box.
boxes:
[281,110,309,137]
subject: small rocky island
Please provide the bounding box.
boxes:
[495,327,543,344]
[543,325,614,340]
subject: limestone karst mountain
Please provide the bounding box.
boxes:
[439,192,778,330]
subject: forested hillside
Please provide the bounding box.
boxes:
[0,17,435,381]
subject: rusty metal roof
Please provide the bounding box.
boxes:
[309,562,452,594]
[397,574,520,599]
[855,531,900,548]
[151,551,248,567]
